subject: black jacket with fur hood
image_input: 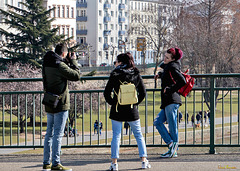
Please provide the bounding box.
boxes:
[159,60,186,109]
[104,64,146,121]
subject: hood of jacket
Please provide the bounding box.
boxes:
[111,64,140,84]
[43,51,63,68]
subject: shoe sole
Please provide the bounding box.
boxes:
[160,154,177,158]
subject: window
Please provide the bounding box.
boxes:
[77,24,79,30]
[106,51,108,59]
[58,6,60,17]
[111,37,113,43]
[62,27,65,35]
[71,7,74,18]
[67,27,69,37]
[80,23,86,30]
[111,0,113,3]
[53,7,56,18]
[111,24,113,30]
[125,25,127,30]
[62,6,65,18]
[104,24,108,30]
[99,24,102,30]
[67,7,69,18]
[81,10,86,16]
[99,37,102,43]
[71,28,74,38]
[80,37,86,44]
[111,11,114,17]
[99,51,102,56]
[99,10,102,16]
[104,37,108,43]
[99,0,102,3]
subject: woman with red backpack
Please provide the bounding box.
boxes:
[154,47,186,158]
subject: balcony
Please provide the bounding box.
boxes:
[118,30,125,36]
[119,4,125,10]
[76,2,87,8]
[104,3,111,9]
[104,16,111,22]
[118,17,125,23]
[76,30,87,35]
[104,30,111,36]
[103,43,109,50]
[76,16,87,22]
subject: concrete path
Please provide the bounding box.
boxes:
[0,147,240,171]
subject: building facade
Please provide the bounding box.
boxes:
[43,0,77,41]
[76,0,129,66]
[129,0,182,64]
[0,0,182,65]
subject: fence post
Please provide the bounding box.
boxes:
[209,76,216,154]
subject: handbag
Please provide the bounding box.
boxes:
[42,92,60,108]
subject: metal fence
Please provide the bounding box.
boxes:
[0,74,240,154]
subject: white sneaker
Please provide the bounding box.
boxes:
[142,159,151,169]
[109,162,118,171]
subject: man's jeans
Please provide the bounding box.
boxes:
[111,119,147,159]
[43,110,68,166]
[154,104,179,145]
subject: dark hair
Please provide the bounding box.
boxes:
[55,43,68,56]
[117,52,135,69]
[167,47,183,60]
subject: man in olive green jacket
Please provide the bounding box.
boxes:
[42,43,81,171]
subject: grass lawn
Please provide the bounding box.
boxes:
[0,90,239,146]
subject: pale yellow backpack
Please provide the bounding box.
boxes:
[114,80,138,111]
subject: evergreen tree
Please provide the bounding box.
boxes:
[0,0,65,65]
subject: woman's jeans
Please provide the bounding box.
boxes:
[154,104,179,145]
[43,110,68,166]
[111,119,147,159]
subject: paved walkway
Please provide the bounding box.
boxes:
[0,147,240,171]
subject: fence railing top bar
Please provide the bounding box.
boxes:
[0,73,239,82]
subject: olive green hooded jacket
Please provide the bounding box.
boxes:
[42,51,81,113]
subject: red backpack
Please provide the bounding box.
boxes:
[169,69,195,97]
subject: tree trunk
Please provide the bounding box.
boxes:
[20,115,24,133]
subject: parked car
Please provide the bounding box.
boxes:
[99,63,109,67]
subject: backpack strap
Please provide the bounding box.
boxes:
[169,71,176,84]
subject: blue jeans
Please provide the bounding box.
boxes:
[154,104,179,145]
[43,110,68,166]
[111,119,147,159]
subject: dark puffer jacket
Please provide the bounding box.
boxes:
[159,60,186,109]
[42,51,82,113]
[104,65,146,121]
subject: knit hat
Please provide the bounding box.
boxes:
[167,47,183,60]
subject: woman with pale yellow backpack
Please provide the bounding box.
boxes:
[104,52,151,171]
